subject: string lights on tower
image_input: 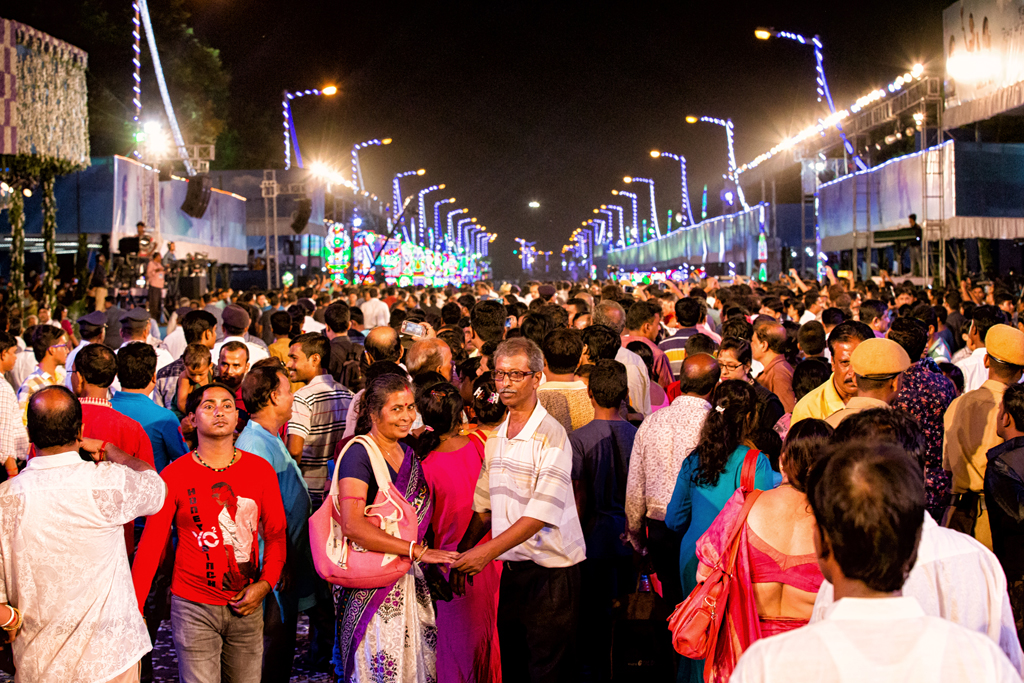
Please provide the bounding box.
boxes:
[130,2,142,158]
[611,189,638,245]
[623,177,661,239]
[650,150,696,227]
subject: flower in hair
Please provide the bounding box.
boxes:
[473,387,485,399]
[715,405,725,414]
[487,392,500,405]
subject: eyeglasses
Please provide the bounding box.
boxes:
[493,370,536,383]
[719,362,746,372]
[49,343,69,351]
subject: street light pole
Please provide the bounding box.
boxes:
[623,177,660,240]
[392,169,426,241]
[457,217,475,255]
[446,208,467,252]
[281,86,337,170]
[416,184,445,246]
[612,190,639,245]
[350,138,392,192]
[433,197,456,250]
[602,204,625,246]
[650,150,696,227]
[686,116,750,211]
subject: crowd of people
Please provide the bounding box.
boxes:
[3,269,1024,682]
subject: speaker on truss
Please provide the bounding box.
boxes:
[291,198,313,234]
[181,174,213,219]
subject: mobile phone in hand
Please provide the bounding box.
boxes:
[401,320,426,337]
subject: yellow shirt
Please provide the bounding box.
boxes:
[943,378,1006,494]
[825,396,890,428]
[791,373,847,425]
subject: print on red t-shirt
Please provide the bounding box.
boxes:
[132,451,286,608]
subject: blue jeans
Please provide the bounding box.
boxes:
[170,595,264,683]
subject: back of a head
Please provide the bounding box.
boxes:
[407,338,445,377]
[589,359,628,409]
[685,333,719,357]
[626,340,654,374]
[679,353,721,397]
[543,327,584,375]
[582,324,620,361]
[887,317,928,361]
[541,303,569,329]
[414,382,463,457]
[593,300,626,335]
[241,364,288,414]
[441,302,462,325]
[793,357,832,401]
[75,343,118,388]
[781,418,833,492]
[324,302,351,334]
[675,297,702,327]
[624,300,657,332]
[520,312,553,350]
[722,317,753,342]
[972,305,1007,342]
[472,373,508,425]
[27,385,81,450]
[117,342,157,389]
[807,440,925,592]
[797,320,826,356]
[181,309,218,345]
[365,325,402,363]
[693,379,756,487]
[821,308,848,329]
[755,320,788,355]
[270,310,292,337]
[859,299,887,326]
[832,407,926,470]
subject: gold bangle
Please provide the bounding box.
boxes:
[2,607,21,631]
[415,543,428,562]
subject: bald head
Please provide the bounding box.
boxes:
[365,325,403,364]
[754,320,788,359]
[680,353,721,399]
[27,385,82,452]
[407,338,452,380]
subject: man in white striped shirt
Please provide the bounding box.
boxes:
[286,332,353,506]
[453,337,586,683]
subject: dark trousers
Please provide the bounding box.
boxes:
[262,594,298,683]
[578,555,636,683]
[646,518,684,608]
[138,531,175,683]
[498,560,580,683]
[148,286,163,323]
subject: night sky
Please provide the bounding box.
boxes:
[41,1,952,276]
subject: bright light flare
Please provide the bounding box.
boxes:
[416,168,426,175]
[650,150,661,158]
[321,85,338,96]
[623,176,633,183]
[685,116,698,124]
[754,28,773,41]
[528,201,540,208]
[382,138,393,145]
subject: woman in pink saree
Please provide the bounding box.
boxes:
[692,419,832,682]
[416,382,502,683]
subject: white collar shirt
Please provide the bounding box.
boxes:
[799,309,818,325]
[616,346,652,416]
[731,596,1021,683]
[956,347,991,394]
[163,326,187,363]
[0,378,28,464]
[625,395,710,539]
[360,298,391,329]
[63,339,92,390]
[812,514,1024,676]
[472,401,586,567]
[0,452,166,682]
[212,335,269,366]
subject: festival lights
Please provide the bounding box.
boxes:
[281,85,338,170]
[622,177,661,239]
[392,169,427,241]
[686,115,750,211]
[529,201,541,208]
[417,185,446,246]
[432,197,456,250]
[612,189,639,246]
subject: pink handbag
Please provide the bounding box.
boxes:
[309,435,417,588]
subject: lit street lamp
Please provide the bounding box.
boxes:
[416,184,446,246]
[392,169,426,241]
[457,216,476,254]
[650,150,696,227]
[611,189,639,246]
[602,204,625,246]
[686,116,750,211]
[433,197,456,250]
[623,177,661,240]
[446,208,468,251]
[350,138,392,192]
[282,85,338,170]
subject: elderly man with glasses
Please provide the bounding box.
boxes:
[452,337,586,683]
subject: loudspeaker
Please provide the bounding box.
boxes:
[118,237,140,255]
[291,198,312,234]
[181,175,213,218]
[179,275,208,300]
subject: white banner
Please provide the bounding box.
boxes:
[944,0,1024,106]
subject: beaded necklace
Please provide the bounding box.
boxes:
[194,448,239,472]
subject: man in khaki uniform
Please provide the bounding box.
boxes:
[943,324,1024,549]
[825,338,910,428]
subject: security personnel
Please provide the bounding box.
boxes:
[826,337,911,428]
[943,324,1024,549]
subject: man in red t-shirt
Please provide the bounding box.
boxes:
[71,343,155,558]
[132,382,286,683]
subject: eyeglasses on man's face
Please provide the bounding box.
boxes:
[493,370,535,383]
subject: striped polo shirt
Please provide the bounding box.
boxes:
[473,401,586,567]
[288,373,353,504]
[658,326,699,380]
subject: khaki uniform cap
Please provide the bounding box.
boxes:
[851,337,911,378]
[985,324,1024,367]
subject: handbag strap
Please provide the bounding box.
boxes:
[330,435,404,518]
[740,447,761,493]
[720,489,762,574]
[466,430,487,461]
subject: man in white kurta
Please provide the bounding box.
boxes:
[811,513,1024,676]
